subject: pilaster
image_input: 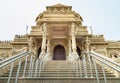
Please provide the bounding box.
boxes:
[68,36,72,54]
[85,36,90,51]
[47,36,51,60]
[29,37,33,52]
[41,23,47,54]
[71,22,77,54]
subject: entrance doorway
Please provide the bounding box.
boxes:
[77,47,82,59]
[53,45,66,60]
[37,47,41,58]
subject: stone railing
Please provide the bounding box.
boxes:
[15,34,27,38]
[106,40,120,43]
[0,40,12,47]
[107,40,120,48]
[92,34,104,38]
[0,40,12,43]
[90,35,105,43]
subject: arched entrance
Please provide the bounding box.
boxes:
[53,45,66,60]
[77,47,82,59]
[37,47,41,58]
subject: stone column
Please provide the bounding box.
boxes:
[47,37,50,52]
[41,23,47,54]
[47,37,50,60]
[85,36,90,51]
[68,36,72,60]
[71,22,77,54]
[68,36,72,55]
[35,40,37,55]
[29,37,33,52]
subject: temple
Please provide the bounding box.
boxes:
[0,4,120,83]
[0,4,120,60]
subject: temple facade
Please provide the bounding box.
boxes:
[0,4,120,61]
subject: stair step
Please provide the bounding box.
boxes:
[1,72,115,77]
[0,60,116,81]
[0,77,120,83]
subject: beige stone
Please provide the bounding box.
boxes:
[0,4,120,61]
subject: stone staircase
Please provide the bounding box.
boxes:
[41,60,115,78]
[0,60,120,83]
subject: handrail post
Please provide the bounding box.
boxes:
[28,55,32,77]
[102,63,107,83]
[30,59,34,77]
[34,59,39,77]
[88,52,93,77]
[78,60,82,77]
[42,61,44,70]
[75,61,78,77]
[93,58,99,83]
[7,62,14,83]
[15,58,22,83]
[89,51,120,73]
[22,55,28,77]
[39,61,42,77]
[0,52,30,83]
[83,54,87,78]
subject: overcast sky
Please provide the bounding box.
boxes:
[0,0,120,40]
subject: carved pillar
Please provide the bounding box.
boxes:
[29,37,33,52]
[41,23,47,54]
[35,39,37,55]
[85,36,90,51]
[47,36,50,60]
[68,36,72,55]
[71,22,77,54]
[47,37,50,51]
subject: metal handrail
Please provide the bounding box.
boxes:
[0,51,29,68]
[69,52,79,77]
[83,51,105,83]
[1,50,119,83]
[39,51,49,61]
[33,51,49,77]
[87,51,120,72]
[69,52,76,61]
[84,51,120,83]
[29,52,36,59]
[0,51,38,83]
[0,52,27,64]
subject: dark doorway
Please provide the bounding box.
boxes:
[77,47,82,59]
[37,47,41,58]
[53,45,66,60]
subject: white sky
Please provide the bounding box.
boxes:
[0,0,120,40]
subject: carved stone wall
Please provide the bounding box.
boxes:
[0,41,12,60]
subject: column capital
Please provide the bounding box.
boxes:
[47,36,51,39]
[67,36,71,40]
[71,22,75,27]
[43,22,47,26]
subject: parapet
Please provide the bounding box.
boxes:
[0,40,12,48]
[15,34,28,38]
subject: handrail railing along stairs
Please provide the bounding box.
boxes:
[0,50,49,83]
[0,50,120,83]
[83,51,120,83]
[69,50,120,83]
